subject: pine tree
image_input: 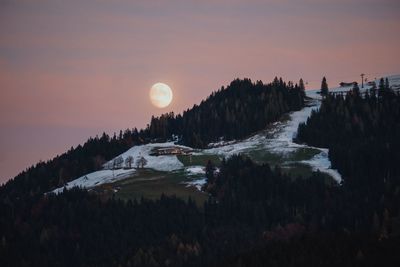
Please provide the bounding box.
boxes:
[369,82,378,98]
[352,82,360,95]
[379,78,385,91]
[321,77,329,96]
[205,160,215,184]
[299,78,306,97]
[385,77,390,90]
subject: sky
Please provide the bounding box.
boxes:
[0,0,399,183]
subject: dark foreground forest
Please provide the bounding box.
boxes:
[1,154,399,266]
[1,80,400,266]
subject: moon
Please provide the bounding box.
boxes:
[149,82,173,108]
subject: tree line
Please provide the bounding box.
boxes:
[149,77,305,148]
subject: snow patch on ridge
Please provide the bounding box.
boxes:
[184,178,207,191]
[202,97,342,182]
[51,142,188,193]
[185,166,205,176]
[52,169,135,194]
[301,149,342,183]
[104,142,186,172]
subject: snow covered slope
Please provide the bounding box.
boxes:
[203,99,342,182]
[52,169,135,194]
[202,75,400,183]
[52,142,189,193]
[103,142,187,172]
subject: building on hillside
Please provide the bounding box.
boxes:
[339,82,356,87]
[153,147,192,156]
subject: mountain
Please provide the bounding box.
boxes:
[1,75,400,267]
[0,77,305,199]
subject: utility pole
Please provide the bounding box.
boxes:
[361,73,365,88]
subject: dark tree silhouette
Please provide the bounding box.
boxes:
[321,76,329,96]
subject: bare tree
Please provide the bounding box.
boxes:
[104,161,113,170]
[136,156,148,169]
[125,156,134,169]
[113,156,124,169]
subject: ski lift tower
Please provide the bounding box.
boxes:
[360,73,365,88]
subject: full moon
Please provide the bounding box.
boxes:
[149,83,173,108]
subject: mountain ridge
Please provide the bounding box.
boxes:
[0,77,305,198]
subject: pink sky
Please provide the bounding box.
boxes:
[0,0,399,183]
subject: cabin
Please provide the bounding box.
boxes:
[339,82,356,87]
[152,146,192,156]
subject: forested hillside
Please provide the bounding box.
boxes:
[1,156,399,267]
[149,78,305,147]
[0,78,304,198]
[297,87,400,233]
[0,130,146,198]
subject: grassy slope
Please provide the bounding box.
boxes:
[96,117,335,205]
[110,148,332,204]
[100,145,333,206]
[111,169,208,206]
[177,154,222,167]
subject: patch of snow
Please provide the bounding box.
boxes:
[185,166,205,175]
[203,100,321,158]
[266,100,321,154]
[104,142,187,172]
[301,149,342,183]
[183,178,207,191]
[203,99,322,158]
[52,168,135,194]
[52,142,189,194]
[182,166,207,191]
[208,139,236,148]
[203,95,343,182]
[204,133,264,157]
